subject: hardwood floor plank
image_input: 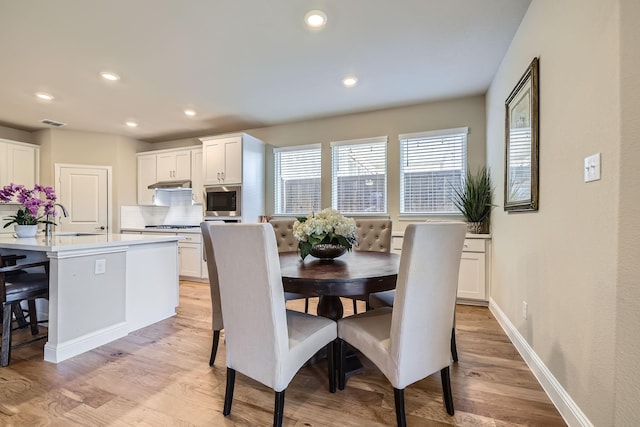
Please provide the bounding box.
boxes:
[0,281,566,426]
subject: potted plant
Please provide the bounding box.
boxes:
[451,167,494,234]
[293,208,358,260]
[0,183,57,237]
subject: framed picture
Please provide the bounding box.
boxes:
[504,57,539,212]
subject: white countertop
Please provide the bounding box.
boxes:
[121,227,201,234]
[0,232,182,252]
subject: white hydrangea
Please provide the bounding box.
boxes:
[292,208,356,242]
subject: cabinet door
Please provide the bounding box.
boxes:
[156,153,175,181]
[137,154,157,205]
[174,150,191,180]
[457,252,486,300]
[6,143,38,188]
[191,149,203,204]
[179,242,202,277]
[203,141,225,185]
[222,139,242,184]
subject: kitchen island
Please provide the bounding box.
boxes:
[0,233,181,363]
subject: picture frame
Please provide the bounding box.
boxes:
[504,57,539,212]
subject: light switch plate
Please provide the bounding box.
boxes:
[584,153,601,182]
[95,259,106,275]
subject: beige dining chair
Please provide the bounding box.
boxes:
[200,222,224,366]
[369,290,459,363]
[337,222,466,426]
[350,218,392,313]
[210,223,337,427]
[269,218,310,313]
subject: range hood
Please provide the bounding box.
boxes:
[147,180,192,190]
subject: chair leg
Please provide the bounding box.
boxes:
[274,390,285,427]
[223,368,236,416]
[304,298,309,314]
[441,366,455,415]
[394,388,407,427]
[12,304,28,329]
[327,340,336,393]
[451,327,458,362]
[1,302,13,367]
[27,300,39,336]
[338,339,346,390]
[209,330,221,366]
[352,299,358,314]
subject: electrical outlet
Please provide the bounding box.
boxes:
[522,301,528,320]
[95,259,106,275]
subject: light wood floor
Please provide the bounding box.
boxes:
[0,281,565,426]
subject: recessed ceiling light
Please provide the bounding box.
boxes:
[100,71,120,81]
[184,109,196,117]
[342,76,358,88]
[126,121,138,128]
[35,92,54,101]
[304,10,327,28]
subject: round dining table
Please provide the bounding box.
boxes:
[279,250,400,321]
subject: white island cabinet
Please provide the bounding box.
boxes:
[0,233,181,363]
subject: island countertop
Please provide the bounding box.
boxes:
[0,232,182,252]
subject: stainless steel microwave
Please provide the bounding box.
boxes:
[204,185,241,218]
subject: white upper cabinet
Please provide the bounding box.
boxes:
[0,139,39,188]
[156,150,191,181]
[137,153,157,205]
[200,135,242,185]
[191,148,203,204]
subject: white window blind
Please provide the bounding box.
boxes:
[399,127,468,214]
[274,145,321,215]
[331,136,387,214]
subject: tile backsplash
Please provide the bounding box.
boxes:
[121,189,203,229]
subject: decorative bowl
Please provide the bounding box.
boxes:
[309,244,347,260]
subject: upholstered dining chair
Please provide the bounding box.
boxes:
[350,218,392,313]
[200,222,224,367]
[0,253,50,367]
[269,218,310,313]
[337,222,466,426]
[210,223,337,427]
[369,290,460,362]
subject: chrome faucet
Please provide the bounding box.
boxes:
[45,203,69,236]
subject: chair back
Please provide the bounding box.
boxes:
[354,219,392,252]
[210,223,289,388]
[389,222,466,388]
[201,222,224,331]
[269,218,298,253]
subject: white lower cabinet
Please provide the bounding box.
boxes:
[391,232,491,304]
[134,231,206,280]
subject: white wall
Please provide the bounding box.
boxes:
[486,0,625,425]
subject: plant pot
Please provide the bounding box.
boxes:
[309,244,347,260]
[14,224,38,238]
[466,221,489,234]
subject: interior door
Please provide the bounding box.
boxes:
[56,165,109,233]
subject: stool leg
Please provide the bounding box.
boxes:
[1,302,13,367]
[28,300,39,335]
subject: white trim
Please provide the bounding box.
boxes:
[43,322,128,363]
[330,135,388,147]
[273,143,321,153]
[489,298,594,427]
[47,246,127,260]
[398,126,469,141]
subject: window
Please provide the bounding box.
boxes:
[274,145,321,215]
[331,136,387,214]
[399,127,468,214]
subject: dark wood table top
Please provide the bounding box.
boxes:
[279,250,400,298]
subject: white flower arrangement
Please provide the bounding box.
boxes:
[293,208,358,260]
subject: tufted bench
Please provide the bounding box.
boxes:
[269,218,309,312]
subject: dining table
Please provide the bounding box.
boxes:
[279,250,401,321]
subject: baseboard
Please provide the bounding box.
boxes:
[488,298,593,427]
[43,322,128,363]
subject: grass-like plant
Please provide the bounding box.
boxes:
[451,167,494,224]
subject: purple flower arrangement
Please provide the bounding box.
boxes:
[0,183,58,227]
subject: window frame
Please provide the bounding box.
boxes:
[330,136,388,215]
[398,127,469,216]
[273,143,322,216]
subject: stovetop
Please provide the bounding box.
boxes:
[145,225,200,230]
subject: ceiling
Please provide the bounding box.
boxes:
[0,0,531,143]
